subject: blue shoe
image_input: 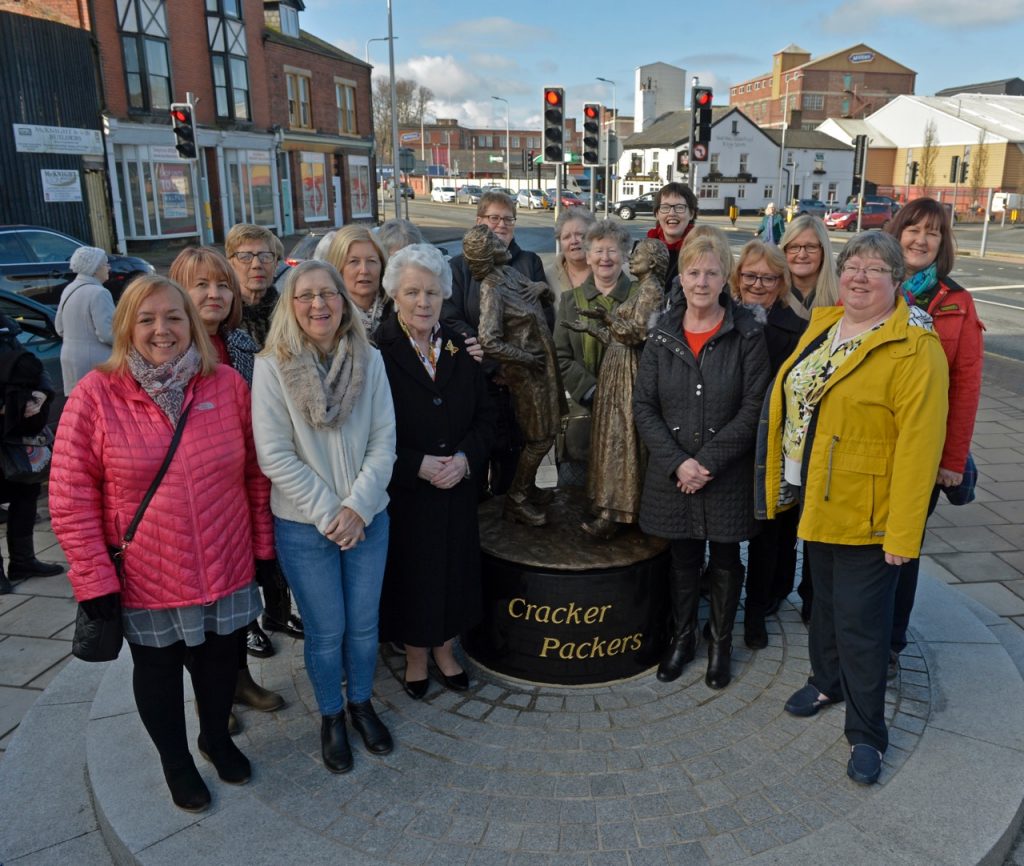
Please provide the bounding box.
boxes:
[784,683,840,717]
[847,744,882,785]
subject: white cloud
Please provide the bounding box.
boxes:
[824,0,1024,29]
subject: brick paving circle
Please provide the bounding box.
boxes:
[233,606,929,865]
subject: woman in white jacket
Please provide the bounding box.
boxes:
[251,260,396,775]
[54,246,115,391]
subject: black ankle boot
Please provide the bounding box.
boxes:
[161,758,211,812]
[348,700,393,754]
[706,639,733,689]
[657,565,701,682]
[197,733,251,784]
[321,712,353,773]
[744,610,768,650]
[7,536,64,580]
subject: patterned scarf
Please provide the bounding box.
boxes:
[276,335,366,430]
[353,293,389,340]
[127,344,202,424]
[901,263,938,308]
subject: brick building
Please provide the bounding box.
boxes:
[729,43,915,131]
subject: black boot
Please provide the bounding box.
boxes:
[161,757,211,812]
[196,732,251,784]
[705,565,743,690]
[348,700,394,755]
[743,603,768,650]
[657,566,701,682]
[260,568,304,638]
[7,536,64,580]
[321,712,353,773]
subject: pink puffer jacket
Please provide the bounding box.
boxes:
[50,366,274,608]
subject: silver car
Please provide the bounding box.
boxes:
[516,189,549,210]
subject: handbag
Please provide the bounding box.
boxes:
[71,405,192,662]
[0,427,54,484]
[943,452,978,506]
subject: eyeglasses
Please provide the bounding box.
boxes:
[785,243,822,255]
[232,251,277,264]
[482,215,516,226]
[657,204,690,215]
[293,289,342,304]
[840,264,892,280]
[740,272,781,288]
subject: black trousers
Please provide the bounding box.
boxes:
[891,484,941,653]
[0,478,40,540]
[129,628,242,770]
[745,507,800,613]
[670,538,742,573]
[807,543,898,752]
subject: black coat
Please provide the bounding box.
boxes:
[633,296,770,542]
[762,301,808,376]
[376,314,496,646]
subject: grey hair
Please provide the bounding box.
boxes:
[381,243,452,299]
[836,231,906,286]
[376,218,425,256]
[584,218,631,255]
[554,206,596,238]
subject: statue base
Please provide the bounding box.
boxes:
[463,486,670,685]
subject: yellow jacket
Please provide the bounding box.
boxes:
[758,303,949,559]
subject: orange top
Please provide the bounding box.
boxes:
[684,320,723,357]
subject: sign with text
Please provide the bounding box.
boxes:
[15,124,102,156]
[41,169,83,202]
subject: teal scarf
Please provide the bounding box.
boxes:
[901,263,938,308]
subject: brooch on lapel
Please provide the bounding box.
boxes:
[445,339,459,356]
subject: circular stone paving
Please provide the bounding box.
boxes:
[230,604,930,864]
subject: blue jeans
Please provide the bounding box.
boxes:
[274,511,389,715]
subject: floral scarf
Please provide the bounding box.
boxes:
[127,344,201,424]
[901,263,938,308]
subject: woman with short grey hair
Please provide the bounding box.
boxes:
[381,242,451,299]
[377,218,426,257]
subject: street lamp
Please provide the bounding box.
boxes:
[365,33,401,218]
[492,95,510,189]
[777,71,801,210]
[596,76,616,216]
[363,35,397,63]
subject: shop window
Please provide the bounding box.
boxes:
[208,7,250,120]
[299,151,328,222]
[348,155,373,219]
[118,0,171,113]
[335,81,356,134]
[287,72,313,129]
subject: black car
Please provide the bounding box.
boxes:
[0,225,154,306]
[613,193,656,220]
[0,287,65,419]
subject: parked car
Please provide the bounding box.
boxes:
[824,202,894,231]
[613,193,656,220]
[0,225,154,307]
[787,198,829,219]
[516,189,549,210]
[284,230,334,267]
[485,186,515,197]
[591,192,607,212]
[0,287,65,419]
[456,185,484,205]
[558,192,585,208]
[850,194,900,213]
[385,182,415,200]
[431,186,457,203]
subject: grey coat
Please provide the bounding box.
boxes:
[633,295,770,542]
[54,274,115,391]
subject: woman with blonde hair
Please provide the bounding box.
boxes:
[323,225,390,336]
[252,260,396,774]
[780,215,839,308]
[51,274,273,812]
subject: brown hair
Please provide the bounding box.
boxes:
[476,190,516,218]
[168,246,243,330]
[653,182,698,219]
[98,274,217,375]
[883,197,956,280]
[224,223,282,260]
[732,239,807,316]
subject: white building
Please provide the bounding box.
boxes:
[616,106,853,212]
[635,63,687,132]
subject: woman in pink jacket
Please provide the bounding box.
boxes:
[50,275,274,814]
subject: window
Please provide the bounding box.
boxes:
[279,4,299,36]
[208,4,250,120]
[528,136,539,149]
[699,183,719,199]
[803,94,824,111]
[763,184,774,199]
[709,153,719,173]
[841,98,850,115]
[827,182,837,203]
[479,134,492,148]
[118,0,171,113]
[739,153,748,173]
[737,185,746,199]
[811,182,822,199]
[299,151,328,222]
[335,80,356,134]
[287,71,312,129]
[510,136,519,148]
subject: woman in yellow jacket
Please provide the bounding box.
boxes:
[756,231,948,786]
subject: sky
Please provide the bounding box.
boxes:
[302,0,1024,130]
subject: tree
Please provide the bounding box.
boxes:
[969,128,989,208]
[372,77,434,162]
[918,119,938,189]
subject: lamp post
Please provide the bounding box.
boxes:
[364,35,396,63]
[776,71,800,211]
[365,34,400,219]
[596,76,616,216]
[492,95,510,189]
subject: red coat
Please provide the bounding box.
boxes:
[925,280,984,474]
[50,366,273,608]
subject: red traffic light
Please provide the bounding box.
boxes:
[171,108,189,123]
[545,88,562,107]
[583,104,599,119]
[694,89,712,107]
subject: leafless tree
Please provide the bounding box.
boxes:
[969,128,990,208]
[919,120,938,188]
[372,77,434,161]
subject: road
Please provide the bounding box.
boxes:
[398,199,1024,364]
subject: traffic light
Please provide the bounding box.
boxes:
[909,161,919,184]
[960,159,969,183]
[950,156,960,183]
[691,86,713,146]
[543,87,565,163]
[582,103,601,166]
[170,102,197,159]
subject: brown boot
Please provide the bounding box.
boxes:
[504,492,547,526]
[234,667,285,712]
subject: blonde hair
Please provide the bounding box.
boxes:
[99,274,217,375]
[261,260,369,361]
[168,246,243,331]
[323,225,387,296]
[780,215,839,307]
[681,225,734,281]
[732,239,806,317]
[224,223,282,260]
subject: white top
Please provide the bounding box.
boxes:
[54,274,114,391]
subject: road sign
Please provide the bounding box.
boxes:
[692,143,708,161]
[488,155,504,163]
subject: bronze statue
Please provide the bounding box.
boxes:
[465,225,565,526]
[564,238,669,539]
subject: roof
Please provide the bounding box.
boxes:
[621,107,735,149]
[935,78,1024,97]
[815,118,896,148]
[761,128,853,151]
[914,94,1024,141]
[777,43,810,55]
[734,43,914,88]
[263,27,369,67]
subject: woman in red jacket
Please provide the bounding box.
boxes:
[884,198,984,674]
[50,275,274,814]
